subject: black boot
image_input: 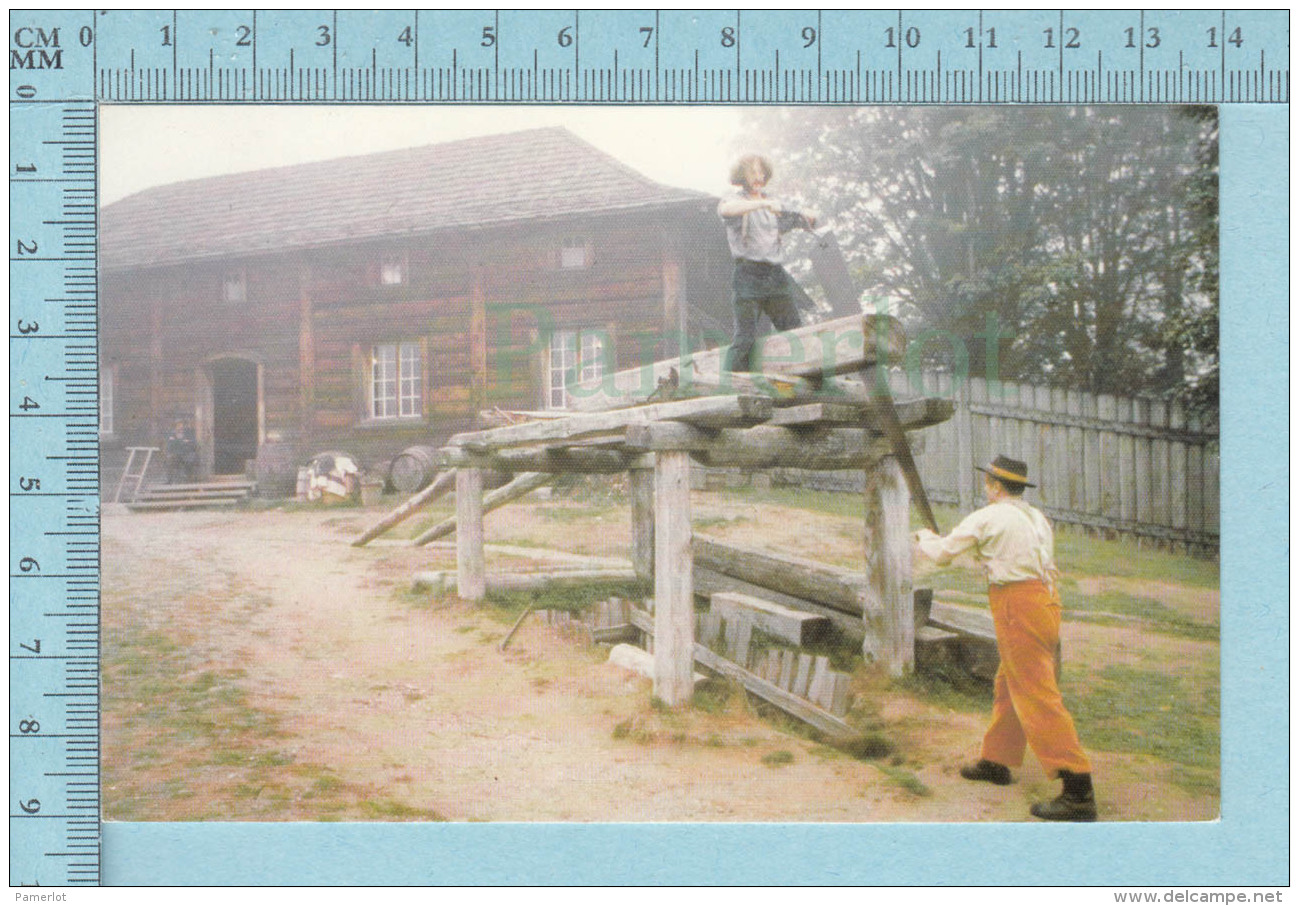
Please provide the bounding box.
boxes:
[959,759,1012,786]
[1031,770,1097,821]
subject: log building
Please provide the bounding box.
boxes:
[99,127,731,480]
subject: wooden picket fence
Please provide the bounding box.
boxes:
[895,371,1220,553]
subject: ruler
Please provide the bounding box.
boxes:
[6,7,1289,888]
[9,88,101,884]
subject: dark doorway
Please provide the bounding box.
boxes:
[211,358,259,475]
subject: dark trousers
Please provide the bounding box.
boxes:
[723,259,803,373]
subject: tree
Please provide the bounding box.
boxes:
[740,106,1218,405]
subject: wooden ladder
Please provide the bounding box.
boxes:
[113,446,159,503]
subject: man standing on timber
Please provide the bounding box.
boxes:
[913,455,1097,822]
[718,154,815,373]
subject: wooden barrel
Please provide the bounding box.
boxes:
[389,445,439,495]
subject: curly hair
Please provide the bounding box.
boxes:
[729,154,773,188]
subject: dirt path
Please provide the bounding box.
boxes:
[101,504,1217,823]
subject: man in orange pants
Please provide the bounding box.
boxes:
[914,455,1097,821]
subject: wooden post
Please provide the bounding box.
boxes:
[863,456,913,675]
[629,467,654,580]
[955,379,974,511]
[653,450,694,706]
[455,467,485,601]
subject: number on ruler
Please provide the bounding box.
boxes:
[1207,27,1243,48]
[18,397,40,412]
[19,799,41,815]
[18,477,41,491]
[316,25,331,47]
[16,320,39,334]
[1125,27,1161,49]
[398,26,412,47]
[886,26,921,49]
[16,239,38,255]
[235,24,252,47]
[16,163,36,174]
[18,638,41,653]
[801,27,816,48]
[19,719,40,734]
[1044,27,1081,49]
[18,556,41,572]
[639,26,653,48]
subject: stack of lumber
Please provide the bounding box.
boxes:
[627,605,856,740]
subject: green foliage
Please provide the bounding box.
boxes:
[761,749,796,767]
[743,106,1219,403]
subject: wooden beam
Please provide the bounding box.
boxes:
[652,450,694,707]
[455,467,485,601]
[693,568,864,640]
[863,456,913,674]
[768,402,863,427]
[709,591,832,647]
[625,423,893,470]
[413,471,554,546]
[437,445,652,474]
[352,469,456,547]
[568,313,908,412]
[448,394,772,451]
[694,535,869,616]
[413,568,640,597]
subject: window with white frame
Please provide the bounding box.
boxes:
[559,237,590,270]
[222,270,247,303]
[99,365,115,436]
[547,329,605,410]
[370,342,423,419]
[379,253,406,286]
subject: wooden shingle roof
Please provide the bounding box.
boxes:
[101,127,708,270]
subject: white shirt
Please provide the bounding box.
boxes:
[718,190,802,264]
[914,497,1059,587]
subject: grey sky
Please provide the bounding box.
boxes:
[100,106,750,205]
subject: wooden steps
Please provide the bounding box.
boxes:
[126,479,255,512]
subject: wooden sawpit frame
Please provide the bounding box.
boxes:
[438,315,952,707]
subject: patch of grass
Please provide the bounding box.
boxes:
[839,732,894,761]
[761,749,796,767]
[874,763,931,797]
[721,485,865,520]
[1059,586,1218,641]
[483,579,650,621]
[690,680,741,715]
[361,800,449,821]
[611,716,656,744]
[1070,664,1219,771]
[694,513,752,530]
[896,668,993,713]
[539,503,618,524]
